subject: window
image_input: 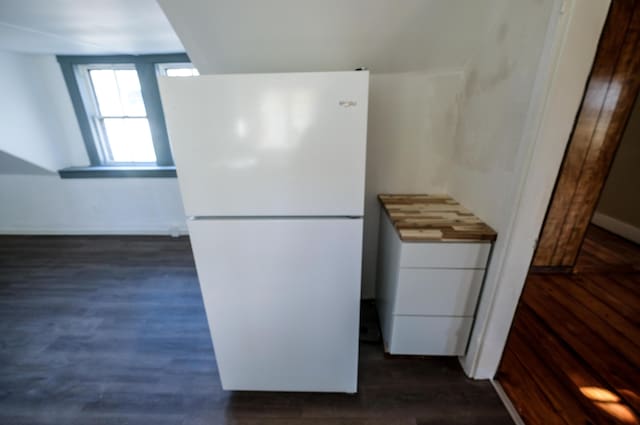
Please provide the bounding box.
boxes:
[58,54,197,178]
[156,63,199,77]
[79,65,156,163]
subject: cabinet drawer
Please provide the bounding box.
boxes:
[389,316,473,356]
[394,268,484,316]
[399,242,490,269]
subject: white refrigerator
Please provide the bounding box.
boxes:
[158,71,368,393]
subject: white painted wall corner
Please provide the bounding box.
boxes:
[592,212,640,244]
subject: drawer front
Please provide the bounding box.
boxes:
[400,242,490,269]
[394,268,484,316]
[389,316,473,356]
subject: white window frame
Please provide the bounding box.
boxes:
[75,63,155,165]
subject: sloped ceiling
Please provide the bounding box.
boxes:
[0,0,183,54]
[0,151,54,175]
[158,0,507,74]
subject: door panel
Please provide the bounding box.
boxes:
[187,217,363,392]
[159,72,368,216]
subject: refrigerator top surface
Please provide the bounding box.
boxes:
[159,71,369,217]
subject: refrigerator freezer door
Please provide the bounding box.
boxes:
[187,217,362,392]
[159,71,368,217]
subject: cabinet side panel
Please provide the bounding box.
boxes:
[375,211,402,350]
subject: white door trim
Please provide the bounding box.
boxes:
[460,0,612,378]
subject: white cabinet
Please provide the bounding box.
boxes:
[376,208,493,356]
[390,316,475,355]
[394,268,485,316]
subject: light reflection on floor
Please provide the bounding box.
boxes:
[580,386,638,424]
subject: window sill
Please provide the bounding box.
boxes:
[58,165,177,179]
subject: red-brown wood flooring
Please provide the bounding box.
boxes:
[497,224,640,425]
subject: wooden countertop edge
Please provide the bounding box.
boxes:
[378,194,498,243]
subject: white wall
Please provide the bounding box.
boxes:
[448,0,555,228]
[362,71,463,296]
[444,0,557,373]
[0,51,187,235]
[0,51,75,171]
[0,175,185,234]
[365,1,556,297]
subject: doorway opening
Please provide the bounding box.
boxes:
[495,0,640,423]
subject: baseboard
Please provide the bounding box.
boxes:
[0,226,189,236]
[491,380,525,425]
[592,212,640,244]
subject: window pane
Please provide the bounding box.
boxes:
[89,69,122,116]
[165,67,199,77]
[115,70,146,116]
[102,118,156,163]
[89,68,146,117]
[156,62,199,77]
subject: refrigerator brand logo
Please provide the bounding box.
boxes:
[339,100,357,108]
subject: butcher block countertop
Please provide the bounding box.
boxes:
[378,194,497,242]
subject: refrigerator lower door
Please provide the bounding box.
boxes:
[187,217,363,393]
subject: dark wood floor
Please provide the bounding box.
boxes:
[0,235,513,425]
[497,225,640,425]
[575,225,640,273]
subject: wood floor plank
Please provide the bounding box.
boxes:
[575,225,640,272]
[500,222,640,425]
[498,346,568,425]
[576,274,640,326]
[514,306,638,425]
[506,328,597,425]
[609,273,640,297]
[533,275,640,369]
[546,274,640,353]
[521,276,640,413]
[0,235,513,425]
